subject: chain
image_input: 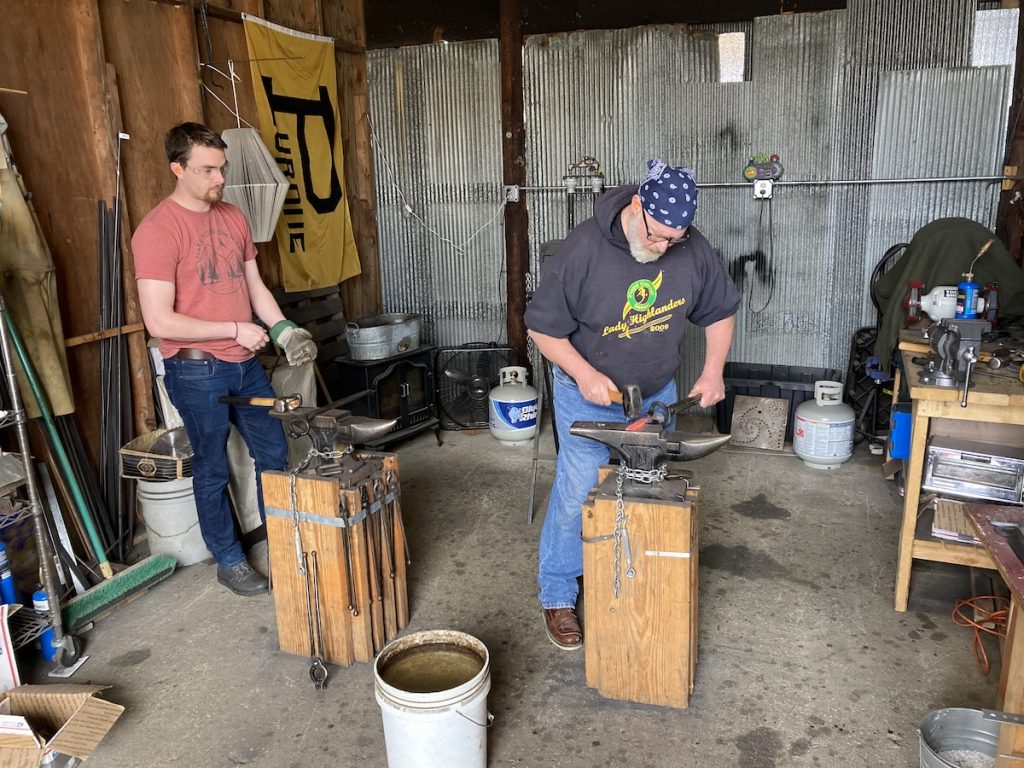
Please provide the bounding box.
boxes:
[613,467,625,597]
[311,447,351,462]
[611,463,668,598]
[289,468,305,575]
[289,450,318,574]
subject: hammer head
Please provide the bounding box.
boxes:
[273,394,303,413]
[621,384,643,420]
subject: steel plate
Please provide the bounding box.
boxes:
[729,396,788,451]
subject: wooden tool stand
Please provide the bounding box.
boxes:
[582,467,699,708]
[262,452,409,666]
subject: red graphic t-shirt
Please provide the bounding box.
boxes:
[132,198,257,361]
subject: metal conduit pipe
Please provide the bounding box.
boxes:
[509,174,1021,195]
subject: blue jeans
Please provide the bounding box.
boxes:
[163,356,288,568]
[538,367,676,609]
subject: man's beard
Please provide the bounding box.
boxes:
[625,214,663,264]
[204,186,224,204]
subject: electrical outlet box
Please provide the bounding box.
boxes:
[504,185,520,203]
[752,179,774,199]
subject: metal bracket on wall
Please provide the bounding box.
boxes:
[504,185,520,202]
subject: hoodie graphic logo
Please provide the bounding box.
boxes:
[602,270,686,339]
[623,274,660,318]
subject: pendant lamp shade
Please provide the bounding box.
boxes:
[221,127,288,243]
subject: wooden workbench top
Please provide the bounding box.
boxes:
[899,331,1024,408]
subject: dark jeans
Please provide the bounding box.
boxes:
[538,366,676,609]
[163,356,288,567]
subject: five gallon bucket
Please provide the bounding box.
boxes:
[137,478,211,566]
[919,708,999,767]
[374,630,491,768]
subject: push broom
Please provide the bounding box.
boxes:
[3,310,176,633]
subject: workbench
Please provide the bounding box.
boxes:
[963,503,1024,764]
[894,333,1024,611]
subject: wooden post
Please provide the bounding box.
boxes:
[499,0,529,366]
[323,0,382,323]
[996,4,1024,267]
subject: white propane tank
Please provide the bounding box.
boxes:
[792,381,855,470]
[488,366,538,445]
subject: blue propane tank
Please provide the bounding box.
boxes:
[0,541,17,604]
[33,586,57,663]
[956,273,980,319]
[488,366,538,445]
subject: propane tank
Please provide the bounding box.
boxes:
[792,381,855,470]
[956,272,981,319]
[488,366,539,445]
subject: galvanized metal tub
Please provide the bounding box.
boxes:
[919,708,999,767]
[347,313,422,361]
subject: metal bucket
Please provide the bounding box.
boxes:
[347,313,422,360]
[919,708,999,767]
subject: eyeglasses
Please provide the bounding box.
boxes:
[642,211,688,245]
[188,162,229,179]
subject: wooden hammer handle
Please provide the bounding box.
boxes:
[226,396,276,406]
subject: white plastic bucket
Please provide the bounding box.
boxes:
[137,478,211,566]
[374,630,492,768]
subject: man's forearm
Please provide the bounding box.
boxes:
[143,312,237,341]
[701,315,736,376]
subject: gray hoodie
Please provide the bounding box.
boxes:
[524,184,740,394]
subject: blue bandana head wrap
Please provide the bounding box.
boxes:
[638,159,698,229]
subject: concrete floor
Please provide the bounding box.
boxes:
[33,420,1001,767]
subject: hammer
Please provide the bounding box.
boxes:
[609,384,644,420]
[218,393,303,413]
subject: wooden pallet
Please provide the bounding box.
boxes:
[582,469,699,708]
[272,286,349,401]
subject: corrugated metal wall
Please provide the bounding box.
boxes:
[367,40,507,347]
[367,0,1015,380]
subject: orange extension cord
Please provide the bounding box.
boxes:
[952,596,1010,676]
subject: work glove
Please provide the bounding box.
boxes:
[270,320,318,366]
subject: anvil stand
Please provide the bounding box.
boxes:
[582,465,699,708]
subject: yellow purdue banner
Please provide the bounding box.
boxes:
[243,15,361,290]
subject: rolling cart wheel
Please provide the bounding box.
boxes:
[58,635,84,666]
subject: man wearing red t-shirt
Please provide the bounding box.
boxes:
[132,122,317,596]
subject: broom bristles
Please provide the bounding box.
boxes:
[62,555,177,633]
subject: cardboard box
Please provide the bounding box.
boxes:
[0,605,21,694]
[0,685,124,767]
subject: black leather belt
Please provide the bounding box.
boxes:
[172,348,216,361]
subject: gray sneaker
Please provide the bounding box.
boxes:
[217,561,269,596]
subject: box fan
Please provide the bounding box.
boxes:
[435,343,516,430]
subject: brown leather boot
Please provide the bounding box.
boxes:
[544,608,582,650]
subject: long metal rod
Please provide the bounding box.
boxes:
[3,310,113,578]
[513,174,1018,194]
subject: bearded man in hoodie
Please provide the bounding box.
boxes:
[525,159,741,650]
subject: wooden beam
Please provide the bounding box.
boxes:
[324,0,382,323]
[997,4,1024,266]
[64,323,146,349]
[263,0,322,34]
[500,0,529,367]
